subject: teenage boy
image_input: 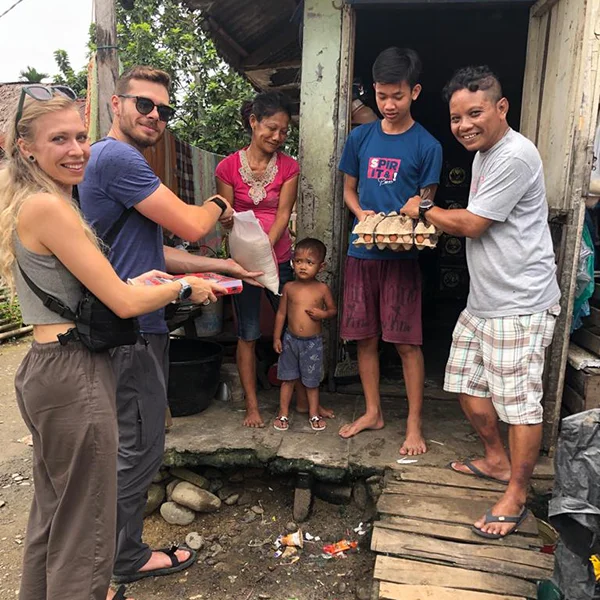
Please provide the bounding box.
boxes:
[338,47,442,455]
[402,66,560,538]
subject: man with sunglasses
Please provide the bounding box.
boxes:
[78,66,256,586]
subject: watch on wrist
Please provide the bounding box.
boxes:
[177,278,193,302]
[418,198,435,221]
[209,197,227,216]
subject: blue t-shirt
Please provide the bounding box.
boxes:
[339,120,442,260]
[78,137,165,334]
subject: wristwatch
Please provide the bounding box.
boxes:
[419,198,435,221]
[209,196,228,216]
[177,278,193,302]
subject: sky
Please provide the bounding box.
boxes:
[0,0,94,82]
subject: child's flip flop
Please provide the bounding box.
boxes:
[309,416,326,431]
[273,416,289,431]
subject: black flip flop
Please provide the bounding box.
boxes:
[472,507,529,539]
[448,460,510,485]
[112,545,197,584]
[113,585,127,600]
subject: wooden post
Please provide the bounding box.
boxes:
[297,0,354,390]
[94,0,119,137]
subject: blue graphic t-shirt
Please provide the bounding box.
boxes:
[339,120,442,260]
[78,137,166,334]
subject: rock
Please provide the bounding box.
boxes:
[166,479,181,501]
[224,494,239,506]
[185,532,204,551]
[169,467,209,490]
[339,581,347,594]
[160,502,195,526]
[314,481,352,505]
[209,479,224,494]
[352,480,369,511]
[144,483,165,517]
[293,487,312,523]
[210,543,223,557]
[203,467,223,480]
[251,505,264,515]
[355,583,372,600]
[241,511,257,524]
[217,486,236,501]
[285,521,298,533]
[365,474,382,485]
[205,557,216,566]
[237,491,252,506]
[213,561,227,573]
[152,468,169,483]
[172,482,222,513]
[366,481,383,500]
[228,471,244,483]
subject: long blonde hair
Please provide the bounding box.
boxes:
[0,94,98,295]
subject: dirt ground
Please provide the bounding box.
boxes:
[0,337,376,600]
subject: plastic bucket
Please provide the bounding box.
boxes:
[167,339,223,417]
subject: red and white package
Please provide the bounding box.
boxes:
[144,272,243,296]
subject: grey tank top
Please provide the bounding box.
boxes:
[12,232,82,325]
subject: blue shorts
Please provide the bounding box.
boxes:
[233,261,294,341]
[277,331,323,389]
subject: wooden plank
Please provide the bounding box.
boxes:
[374,556,537,598]
[389,465,507,493]
[377,494,539,536]
[567,342,600,370]
[563,384,585,414]
[379,582,526,600]
[571,326,600,357]
[371,528,553,580]
[383,481,502,503]
[565,363,600,407]
[378,517,543,550]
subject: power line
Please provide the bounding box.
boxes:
[0,0,26,21]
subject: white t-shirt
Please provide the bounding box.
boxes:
[465,128,561,318]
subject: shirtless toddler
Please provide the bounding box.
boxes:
[273,238,337,431]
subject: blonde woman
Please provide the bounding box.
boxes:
[0,86,222,600]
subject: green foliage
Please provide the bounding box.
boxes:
[51,0,298,156]
[115,0,260,156]
[19,66,49,83]
[53,50,89,97]
[0,296,22,326]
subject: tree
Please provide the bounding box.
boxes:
[19,66,49,83]
[115,0,260,156]
[52,0,298,156]
[53,49,89,97]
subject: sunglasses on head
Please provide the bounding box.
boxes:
[118,94,175,123]
[15,85,78,137]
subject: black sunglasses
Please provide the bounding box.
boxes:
[118,94,175,123]
[15,85,77,136]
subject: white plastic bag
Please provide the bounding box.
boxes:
[228,210,280,294]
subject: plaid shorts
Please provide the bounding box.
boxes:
[443,305,560,425]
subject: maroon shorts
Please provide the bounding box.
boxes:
[340,257,422,345]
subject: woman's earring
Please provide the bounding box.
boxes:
[28,155,36,162]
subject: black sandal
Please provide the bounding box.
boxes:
[113,585,127,600]
[112,545,197,584]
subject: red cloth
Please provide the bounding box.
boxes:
[215,149,299,263]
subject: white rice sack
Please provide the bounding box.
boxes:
[228,210,280,294]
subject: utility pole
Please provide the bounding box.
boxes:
[94,0,119,136]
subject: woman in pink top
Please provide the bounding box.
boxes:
[216,92,299,428]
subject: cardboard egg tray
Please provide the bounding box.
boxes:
[352,211,441,251]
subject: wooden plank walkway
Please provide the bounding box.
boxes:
[371,465,554,599]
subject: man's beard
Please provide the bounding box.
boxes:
[123,119,164,149]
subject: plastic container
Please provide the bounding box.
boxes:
[167,339,223,417]
[537,518,559,554]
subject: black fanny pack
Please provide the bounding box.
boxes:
[18,203,140,352]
